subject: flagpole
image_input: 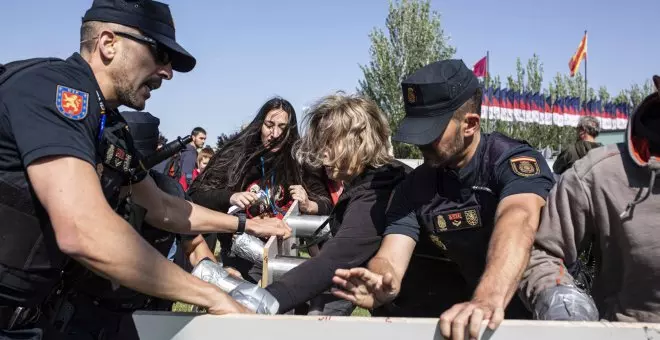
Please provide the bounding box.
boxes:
[486,50,490,132]
[584,30,588,102]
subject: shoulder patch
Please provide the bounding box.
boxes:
[56,85,89,120]
[510,156,540,177]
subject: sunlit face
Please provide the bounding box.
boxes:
[199,157,210,172]
[418,119,465,168]
[321,151,354,182]
[261,109,289,152]
[193,133,206,148]
[108,30,173,110]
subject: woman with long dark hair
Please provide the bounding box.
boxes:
[188,97,332,282]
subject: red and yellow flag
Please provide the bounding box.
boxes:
[568,32,588,77]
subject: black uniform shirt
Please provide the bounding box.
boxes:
[384,133,555,286]
[0,53,121,306]
[0,53,108,170]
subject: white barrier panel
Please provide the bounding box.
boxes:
[132,312,660,340]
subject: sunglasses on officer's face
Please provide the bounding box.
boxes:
[113,31,172,66]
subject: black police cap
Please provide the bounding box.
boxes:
[83,0,196,72]
[394,59,480,145]
[120,111,160,157]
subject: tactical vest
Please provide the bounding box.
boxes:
[413,133,530,286]
[411,132,534,319]
[0,58,142,307]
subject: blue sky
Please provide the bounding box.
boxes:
[3,0,657,145]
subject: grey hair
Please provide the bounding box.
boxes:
[578,116,601,137]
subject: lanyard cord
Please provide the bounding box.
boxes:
[260,156,284,215]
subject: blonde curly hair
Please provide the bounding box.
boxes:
[295,92,393,178]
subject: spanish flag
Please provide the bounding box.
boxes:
[568,32,587,77]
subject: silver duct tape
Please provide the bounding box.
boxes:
[270,256,307,282]
[285,215,330,237]
[191,259,243,293]
[191,259,280,315]
[231,233,265,264]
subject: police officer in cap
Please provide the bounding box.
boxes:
[0,1,290,337]
[333,60,555,340]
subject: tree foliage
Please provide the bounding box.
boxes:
[358,0,456,158]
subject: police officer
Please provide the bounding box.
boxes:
[56,111,221,339]
[332,60,555,340]
[0,1,290,338]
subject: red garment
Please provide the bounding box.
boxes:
[327,179,343,205]
[179,168,200,191]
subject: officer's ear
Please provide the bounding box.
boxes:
[97,30,119,62]
[463,113,481,137]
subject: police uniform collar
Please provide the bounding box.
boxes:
[458,135,485,184]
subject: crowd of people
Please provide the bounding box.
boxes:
[1,1,659,340]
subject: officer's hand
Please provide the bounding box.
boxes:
[207,290,254,315]
[439,298,505,340]
[246,217,292,239]
[230,192,260,209]
[330,268,397,309]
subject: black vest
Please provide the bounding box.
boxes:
[410,132,533,318]
[0,59,141,307]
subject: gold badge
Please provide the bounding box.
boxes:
[465,209,479,226]
[407,87,416,104]
[429,234,447,250]
[436,215,447,231]
[510,156,540,177]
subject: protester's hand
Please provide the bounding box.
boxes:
[439,298,505,340]
[206,289,253,315]
[246,216,292,239]
[289,185,310,211]
[230,192,260,209]
[224,266,243,279]
[331,268,398,309]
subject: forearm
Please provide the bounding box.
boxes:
[183,235,218,267]
[473,207,537,305]
[68,210,221,309]
[146,193,240,234]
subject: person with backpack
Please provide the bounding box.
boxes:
[331,60,555,340]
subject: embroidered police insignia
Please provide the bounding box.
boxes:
[510,156,540,177]
[407,87,416,104]
[429,234,447,250]
[436,215,447,231]
[56,85,89,120]
[465,209,479,226]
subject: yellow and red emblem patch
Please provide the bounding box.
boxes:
[56,85,89,120]
[510,156,540,177]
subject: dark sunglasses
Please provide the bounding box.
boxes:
[113,31,171,66]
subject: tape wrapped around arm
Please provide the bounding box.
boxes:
[532,284,599,321]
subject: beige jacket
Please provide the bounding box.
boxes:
[519,143,660,322]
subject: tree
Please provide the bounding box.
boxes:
[216,131,240,150]
[358,0,456,158]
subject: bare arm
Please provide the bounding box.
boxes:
[472,193,545,306]
[182,235,217,267]
[27,156,240,312]
[131,176,291,238]
[367,234,417,295]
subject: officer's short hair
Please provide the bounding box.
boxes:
[191,127,207,136]
[453,87,483,121]
[577,116,600,137]
[295,92,393,175]
[79,21,128,54]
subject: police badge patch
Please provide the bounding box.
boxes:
[56,85,89,120]
[510,156,540,177]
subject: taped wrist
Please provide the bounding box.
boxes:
[532,284,599,321]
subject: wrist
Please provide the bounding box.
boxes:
[236,214,246,234]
